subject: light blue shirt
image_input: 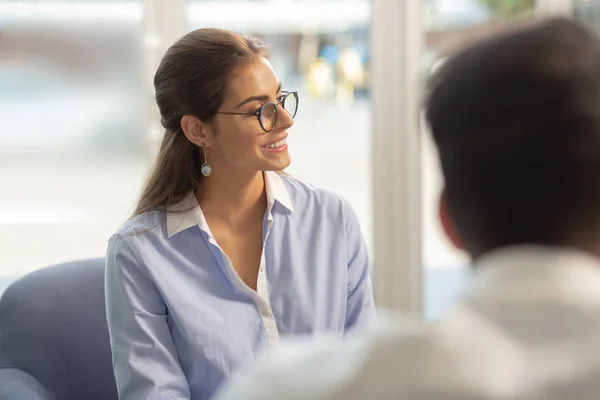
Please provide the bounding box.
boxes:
[104,171,375,400]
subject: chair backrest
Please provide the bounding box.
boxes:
[0,258,118,400]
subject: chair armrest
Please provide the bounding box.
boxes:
[0,368,52,400]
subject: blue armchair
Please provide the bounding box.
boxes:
[0,259,118,400]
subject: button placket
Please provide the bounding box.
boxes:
[256,212,279,343]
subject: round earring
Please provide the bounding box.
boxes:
[200,144,212,177]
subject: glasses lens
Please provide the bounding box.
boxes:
[283,92,298,119]
[260,103,277,131]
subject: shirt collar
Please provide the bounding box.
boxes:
[467,245,600,306]
[166,171,293,238]
[264,171,294,213]
[165,191,205,239]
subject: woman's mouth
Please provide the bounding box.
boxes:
[261,138,288,152]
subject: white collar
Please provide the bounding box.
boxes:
[467,245,600,306]
[166,171,293,238]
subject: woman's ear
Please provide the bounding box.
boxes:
[181,115,212,147]
[439,189,465,251]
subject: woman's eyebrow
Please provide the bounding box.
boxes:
[235,83,282,109]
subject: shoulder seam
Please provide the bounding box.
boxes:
[111,211,166,239]
[110,233,152,279]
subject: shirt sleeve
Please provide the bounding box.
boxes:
[342,198,376,330]
[105,235,191,400]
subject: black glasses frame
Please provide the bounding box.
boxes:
[215,91,299,132]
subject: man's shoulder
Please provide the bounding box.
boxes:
[214,314,423,400]
[215,308,529,400]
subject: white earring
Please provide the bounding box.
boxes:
[201,144,212,177]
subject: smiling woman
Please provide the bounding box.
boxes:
[104,28,375,400]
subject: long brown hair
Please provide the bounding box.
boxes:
[132,29,269,218]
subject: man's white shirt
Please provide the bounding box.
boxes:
[215,246,600,400]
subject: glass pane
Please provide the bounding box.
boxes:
[421,0,535,319]
[574,0,600,32]
[186,0,373,252]
[0,1,148,293]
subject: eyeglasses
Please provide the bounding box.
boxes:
[215,91,299,132]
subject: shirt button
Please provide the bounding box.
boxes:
[260,309,270,318]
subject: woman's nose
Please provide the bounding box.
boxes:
[276,104,294,130]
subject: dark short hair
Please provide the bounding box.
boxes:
[425,18,600,257]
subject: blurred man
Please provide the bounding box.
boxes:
[215,18,600,399]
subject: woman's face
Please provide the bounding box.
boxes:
[205,57,294,174]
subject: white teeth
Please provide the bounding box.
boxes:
[263,138,287,149]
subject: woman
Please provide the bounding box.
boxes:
[105,28,375,400]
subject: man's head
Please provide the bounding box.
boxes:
[425,18,600,259]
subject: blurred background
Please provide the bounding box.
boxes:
[0,0,593,318]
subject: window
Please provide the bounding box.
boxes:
[575,0,600,31]
[0,0,374,296]
[186,0,374,250]
[0,0,147,293]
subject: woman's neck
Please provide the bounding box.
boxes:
[197,168,266,228]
